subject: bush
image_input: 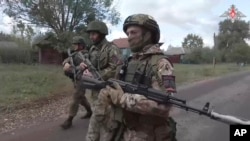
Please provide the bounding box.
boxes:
[226,42,250,63]
[182,47,214,64]
[0,47,38,64]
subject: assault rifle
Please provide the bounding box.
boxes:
[67,48,102,83]
[80,76,250,125]
[77,51,102,80]
[67,48,78,86]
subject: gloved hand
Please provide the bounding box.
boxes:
[98,82,124,105]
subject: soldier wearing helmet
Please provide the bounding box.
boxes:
[72,36,86,47]
[83,21,123,140]
[61,36,92,130]
[82,20,122,81]
[81,20,122,99]
[86,14,177,141]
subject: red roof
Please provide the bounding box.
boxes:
[112,38,129,48]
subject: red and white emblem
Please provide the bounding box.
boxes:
[220,4,246,22]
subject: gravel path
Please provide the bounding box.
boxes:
[0,96,71,134]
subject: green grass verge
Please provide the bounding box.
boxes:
[0,64,72,113]
[174,63,250,85]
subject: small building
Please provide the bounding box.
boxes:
[165,45,187,63]
[112,38,131,60]
[38,46,64,64]
[32,34,66,65]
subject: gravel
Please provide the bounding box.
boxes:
[0,94,72,134]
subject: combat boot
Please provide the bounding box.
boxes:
[61,116,73,130]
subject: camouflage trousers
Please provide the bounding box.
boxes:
[85,90,104,141]
[122,117,177,141]
[86,94,123,141]
[68,83,92,117]
[86,111,177,141]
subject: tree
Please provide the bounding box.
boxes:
[3,0,120,49]
[0,32,12,41]
[217,19,250,50]
[182,34,204,49]
[3,0,120,33]
[182,47,215,64]
[25,25,35,42]
[215,19,250,62]
[226,41,250,63]
[16,21,25,40]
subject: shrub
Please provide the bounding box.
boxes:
[0,47,38,64]
[182,47,216,64]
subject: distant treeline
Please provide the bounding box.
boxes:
[0,47,38,64]
[0,32,14,41]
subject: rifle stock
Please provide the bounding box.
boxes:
[67,48,77,87]
[80,76,250,125]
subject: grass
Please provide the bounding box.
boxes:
[0,64,72,113]
[0,63,249,113]
[174,63,250,85]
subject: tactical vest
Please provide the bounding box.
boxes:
[123,53,167,86]
[89,42,114,71]
[122,53,170,129]
[73,50,88,66]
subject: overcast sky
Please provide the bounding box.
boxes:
[0,0,250,50]
[106,0,250,50]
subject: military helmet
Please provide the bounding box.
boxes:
[72,36,86,45]
[86,21,108,35]
[123,14,160,43]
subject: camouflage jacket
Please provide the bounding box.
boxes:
[87,44,176,141]
[85,39,123,141]
[88,39,122,81]
[62,49,89,81]
[119,44,176,141]
[120,44,174,112]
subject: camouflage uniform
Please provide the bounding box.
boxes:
[61,36,92,130]
[85,20,122,101]
[85,21,123,140]
[88,14,177,141]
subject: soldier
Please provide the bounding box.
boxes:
[61,36,92,130]
[80,20,122,104]
[81,20,122,81]
[82,21,123,141]
[87,14,177,140]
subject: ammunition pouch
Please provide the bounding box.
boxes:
[132,71,151,86]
